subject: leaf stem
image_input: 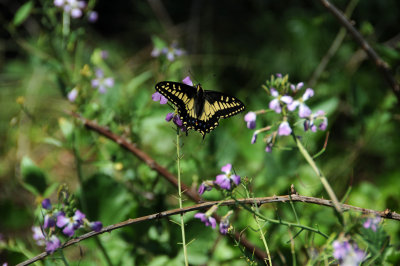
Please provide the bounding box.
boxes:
[176,131,189,266]
[293,135,342,214]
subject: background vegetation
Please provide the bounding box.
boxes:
[0,0,399,265]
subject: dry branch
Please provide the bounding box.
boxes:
[18,194,399,265]
[320,0,400,103]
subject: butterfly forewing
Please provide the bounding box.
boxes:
[155,81,196,107]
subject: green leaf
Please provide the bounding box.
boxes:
[58,117,74,139]
[13,1,34,26]
[20,156,47,195]
[151,35,167,49]
[43,137,63,147]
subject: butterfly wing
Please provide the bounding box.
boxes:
[155,81,196,107]
[203,91,245,119]
[155,81,201,133]
[184,91,245,138]
[155,81,245,138]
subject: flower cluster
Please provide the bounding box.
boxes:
[194,165,240,233]
[34,197,103,254]
[244,74,328,152]
[363,216,381,232]
[194,206,233,235]
[54,0,86,19]
[67,67,114,102]
[152,77,195,132]
[198,163,241,194]
[91,68,114,94]
[151,42,185,62]
[332,240,366,266]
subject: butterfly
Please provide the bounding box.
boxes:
[155,81,245,138]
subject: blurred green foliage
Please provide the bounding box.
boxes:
[0,0,399,265]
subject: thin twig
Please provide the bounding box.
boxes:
[319,0,400,103]
[18,194,400,266]
[309,0,359,87]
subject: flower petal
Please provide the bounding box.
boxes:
[302,88,314,101]
[221,164,232,173]
[182,76,193,86]
[299,103,312,118]
[278,121,292,136]
[269,99,281,113]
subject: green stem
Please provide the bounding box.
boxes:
[234,198,328,238]
[59,249,69,266]
[254,206,272,265]
[294,136,342,214]
[244,188,271,265]
[62,11,70,38]
[72,130,113,266]
[177,132,189,266]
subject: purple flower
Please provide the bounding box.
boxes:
[251,132,257,144]
[269,88,293,113]
[151,47,164,57]
[194,212,217,229]
[198,181,213,195]
[182,76,193,86]
[55,0,86,19]
[90,221,103,232]
[278,121,292,136]
[67,88,78,102]
[152,92,168,104]
[88,11,98,22]
[333,240,366,265]
[44,214,56,229]
[219,220,229,234]
[276,73,282,78]
[298,103,312,118]
[165,112,174,121]
[56,210,85,237]
[303,110,328,132]
[164,112,185,130]
[42,198,52,210]
[244,112,257,129]
[214,164,241,190]
[100,50,109,59]
[54,0,65,7]
[363,216,381,232]
[32,226,46,246]
[319,117,328,131]
[265,142,273,153]
[219,211,232,235]
[151,43,185,61]
[290,82,304,92]
[91,69,114,94]
[46,235,61,254]
[166,43,185,61]
[173,115,183,127]
[288,88,314,118]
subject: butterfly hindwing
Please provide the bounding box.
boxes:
[155,81,245,138]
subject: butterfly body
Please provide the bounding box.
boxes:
[155,81,245,138]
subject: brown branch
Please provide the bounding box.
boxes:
[67,111,267,261]
[18,194,399,266]
[319,0,400,103]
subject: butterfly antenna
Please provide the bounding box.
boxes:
[187,69,199,85]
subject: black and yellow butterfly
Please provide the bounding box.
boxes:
[155,81,245,138]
